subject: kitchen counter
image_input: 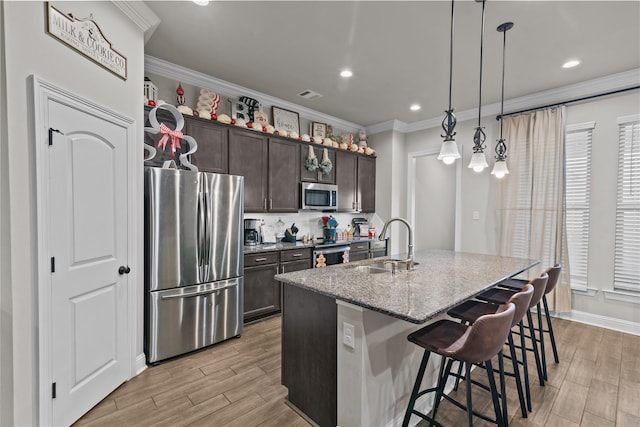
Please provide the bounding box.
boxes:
[275,249,539,324]
[243,237,380,254]
[275,249,540,427]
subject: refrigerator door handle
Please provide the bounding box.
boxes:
[160,282,239,299]
[197,181,205,280]
[202,176,212,281]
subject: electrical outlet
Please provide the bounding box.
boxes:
[472,211,480,220]
[343,322,355,349]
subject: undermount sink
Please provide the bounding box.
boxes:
[352,260,420,274]
[354,265,390,274]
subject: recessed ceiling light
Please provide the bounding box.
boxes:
[562,59,581,69]
[340,70,353,78]
[193,0,209,6]
[410,104,421,111]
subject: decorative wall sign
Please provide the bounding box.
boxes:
[311,122,327,139]
[272,106,300,134]
[46,2,127,80]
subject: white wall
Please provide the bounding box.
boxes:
[0,2,13,424]
[371,90,639,330]
[563,92,640,328]
[1,2,145,424]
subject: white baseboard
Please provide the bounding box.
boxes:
[556,310,640,336]
[134,352,148,376]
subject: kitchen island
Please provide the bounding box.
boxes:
[275,249,539,427]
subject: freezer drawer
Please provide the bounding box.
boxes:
[146,277,243,363]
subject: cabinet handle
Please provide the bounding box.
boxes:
[355,245,365,249]
[270,198,273,210]
[264,199,267,210]
[292,253,303,257]
[254,257,268,262]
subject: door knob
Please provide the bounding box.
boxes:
[118,266,131,275]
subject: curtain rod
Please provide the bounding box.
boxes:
[496,85,640,121]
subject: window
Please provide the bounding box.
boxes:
[565,122,594,290]
[614,115,640,292]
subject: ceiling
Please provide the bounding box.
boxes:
[143,1,640,128]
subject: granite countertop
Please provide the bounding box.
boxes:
[244,237,382,254]
[274,249,539,324]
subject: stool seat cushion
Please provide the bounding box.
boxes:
[447,300,501,324]
[408,320,469,354]
[499,277,527,290]
[477,288,515,305]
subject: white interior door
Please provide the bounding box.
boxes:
[47,98,130,426]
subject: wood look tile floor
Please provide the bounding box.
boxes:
[74,315,639,427]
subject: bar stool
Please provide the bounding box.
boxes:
[499,264,562,381]
[476,274,550,397]
[447,284,534,422]
[402,303,516,427]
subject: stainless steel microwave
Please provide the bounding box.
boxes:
[301,182,338,211]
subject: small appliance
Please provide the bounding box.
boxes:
[351,217,369,238]
[301,182,338,211]
[244,218,261,245]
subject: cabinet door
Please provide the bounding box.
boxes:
[357,156,376,213]
[243,263,280,322]
[280,259,312,273]
[349,251,369,262]
[268,138,300,212]
[317,148,336,184]
[335,150,358,211]
[301,143,320,182]
[185,117,228,174]
[301,144,336,184]
[229,129,268,212]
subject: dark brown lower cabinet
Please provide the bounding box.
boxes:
[281,283,337,427]
[244,252,280,323]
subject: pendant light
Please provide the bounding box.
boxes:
[468,0,489,173]
[437,0,461,165]
[491,22,514,178]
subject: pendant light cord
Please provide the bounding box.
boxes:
[477,0,485,127]
[499,25,507,140]
[448,0,455,112]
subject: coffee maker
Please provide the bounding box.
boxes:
[244,218,261,246]
[351,217,369,238]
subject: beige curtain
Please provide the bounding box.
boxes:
[496,107,571,312]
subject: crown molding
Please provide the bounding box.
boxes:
[144,55,363,134]
[112,1,161,43]
[368,68,640,135]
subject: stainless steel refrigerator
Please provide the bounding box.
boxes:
[144,167,244,363]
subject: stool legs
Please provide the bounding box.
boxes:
[525,309,545,386]
[518,321,533,412]
[507,330,527,418]
[542,295,560,371]
[402,351,431,427]
[486,359,506,427]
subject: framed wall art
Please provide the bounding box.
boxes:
[311,122,327,139]
[272,106,300,134]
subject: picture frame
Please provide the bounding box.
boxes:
[311,122,327,139]
[272,106,300,134]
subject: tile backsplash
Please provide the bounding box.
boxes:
[245,212,384,241]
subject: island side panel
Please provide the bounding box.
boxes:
[337,302,448,427]
[281,283,337,427]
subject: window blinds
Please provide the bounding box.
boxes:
[565,122,594,290]
[614,115,640,291]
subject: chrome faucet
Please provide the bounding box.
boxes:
[379,217,414,270]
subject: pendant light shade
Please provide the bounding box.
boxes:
[439,0,460,165]
[492,21,514,179]
[468,0,488,173]
[438,141,461,165]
